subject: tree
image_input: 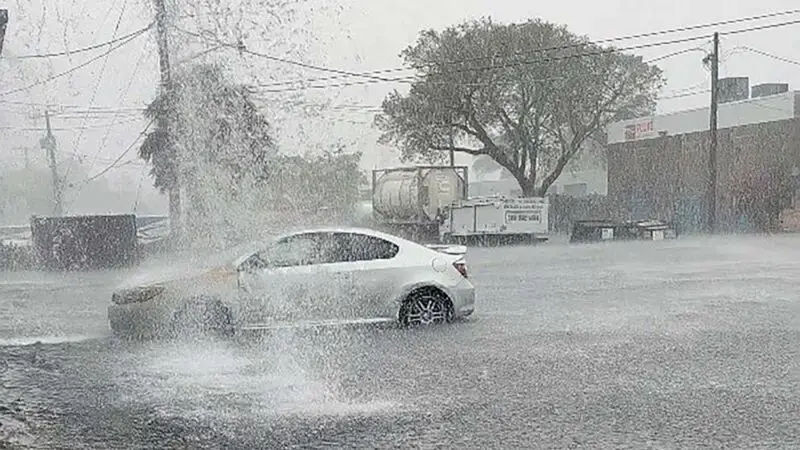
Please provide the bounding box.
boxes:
[376,18,664,196]
[268,147,364,218]
[138,63,277,244]
[139,63,275,192]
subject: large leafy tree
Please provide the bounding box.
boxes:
[376,18,664,196]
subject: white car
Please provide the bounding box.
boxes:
[108,227,475,339]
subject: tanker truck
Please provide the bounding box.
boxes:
[371,165,469,243]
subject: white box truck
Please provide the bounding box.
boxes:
[440,196,549,245]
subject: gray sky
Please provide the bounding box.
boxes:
[1,0,799,214]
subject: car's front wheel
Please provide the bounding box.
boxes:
[399,288,453,327]
[170,297,234,340]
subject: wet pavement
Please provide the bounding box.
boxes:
[1,234,799,448]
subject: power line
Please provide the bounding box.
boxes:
[255,9,800,88]
[82,118,155,184]
[254,35,713,94]
[62,0,131,188]
[720,18,800,36]
[0,99,146,110]
[86,37,150,176]
[0,24,151,97]
[255,18,800,95]
[646,47,709,64]
[172,26,397,84]
[737,45,800,66]
[252,46,695,94]
[66,40,153,203]
[7,23,153,60]
[0,118,141,132]
[256,49,693,94]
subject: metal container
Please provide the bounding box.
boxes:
[718,77,749,104]
[30,214,138,270]
[751,83,789,99]
[372,166,468,222]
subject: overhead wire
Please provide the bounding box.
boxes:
[41,11,800,181]
[719,18,800,36]
[69,37,153,200]
[250,9,800,88]
[736,46,800,66]
[250,18,800,95]
[72,36,226,188]
[0,118,142,132]
[82,118,155,184]
[171,26,398,83]
[252,34,714,94]
[61,0,132,190]
[0,24,152,98]
[0,99,146,110]
[8,26,153,60]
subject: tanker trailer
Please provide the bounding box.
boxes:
[371,165,468,242]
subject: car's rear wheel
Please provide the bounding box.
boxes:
[399,287,453,327]
[170,297,234,340]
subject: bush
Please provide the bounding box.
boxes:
[0,242,35,271]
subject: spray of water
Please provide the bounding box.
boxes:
[114,332,403,424]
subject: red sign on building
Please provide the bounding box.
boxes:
[624,119,654,141]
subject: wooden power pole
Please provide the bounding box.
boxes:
[40,111,63,217]
[153,0,181,239]
[708,32,720,234]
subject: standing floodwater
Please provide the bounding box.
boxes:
[1,235,798,448]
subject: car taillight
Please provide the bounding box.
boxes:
[453,261,468,278]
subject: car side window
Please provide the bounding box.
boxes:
[259,233,322,268]
[331,232,399,262]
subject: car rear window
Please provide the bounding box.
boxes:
[320,232,399,263]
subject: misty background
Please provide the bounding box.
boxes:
[1,0,799,225]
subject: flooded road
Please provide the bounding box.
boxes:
[1,235,799,448]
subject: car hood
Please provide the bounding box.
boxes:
[116,240,267,290]
[116,264,228,290]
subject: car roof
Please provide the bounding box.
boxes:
[227,226,413,267]
[278,226,405,243]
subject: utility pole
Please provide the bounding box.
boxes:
[708,32,720,234]
[40,111,63,217]
[0,9,8,57]
[153,0,181,240]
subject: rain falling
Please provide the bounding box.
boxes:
[1,1,799,448]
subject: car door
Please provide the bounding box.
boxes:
[333,232,402,319]
[305,232,358,320]
[236,233,328,325]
